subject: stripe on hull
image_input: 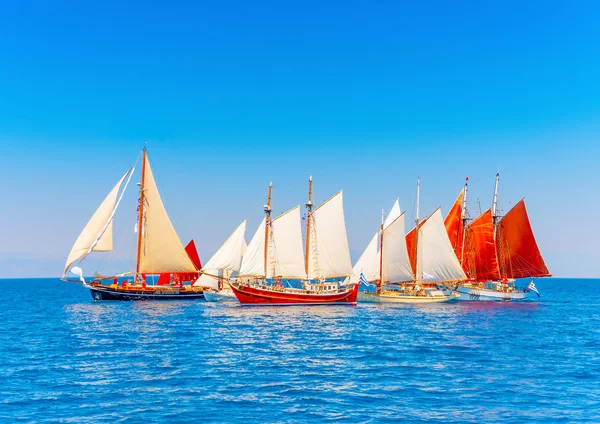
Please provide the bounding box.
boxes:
[230,283,359,306]
[88,286,205,301]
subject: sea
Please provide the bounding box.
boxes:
[0,278,598,423]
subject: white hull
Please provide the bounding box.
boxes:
[204,288,238,303]
[455,286,529,301]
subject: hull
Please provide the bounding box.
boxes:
[456,286,529,301]
[204,289,237,303]
[230,283,359,306]
[86,283,205,301]
[362,291,458,304]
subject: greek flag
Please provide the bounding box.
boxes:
[527,281,540,297]
[358,273,371,287]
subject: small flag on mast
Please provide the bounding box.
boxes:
[527,281,540,297]
[358,273,371,287]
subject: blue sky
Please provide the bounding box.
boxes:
[0,0,599,277]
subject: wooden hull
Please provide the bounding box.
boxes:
[361,291,458,304]
[86,283,205,301]
[230,283,359,306]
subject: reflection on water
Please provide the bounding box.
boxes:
[0,278,599,423]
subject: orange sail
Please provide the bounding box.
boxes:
[466,209,501,281]
[496,200,550,278]
[406,218,427,276]
[444,191,464,260]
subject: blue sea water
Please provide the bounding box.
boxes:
[1,278,599,423]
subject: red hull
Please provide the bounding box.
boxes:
[230,283,359,306]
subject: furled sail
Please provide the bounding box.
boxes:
[382,212,414,283]
[465,209,500,281]
[63,168,134,277]
[268,206,305,279]
[444,190,464,260]
[496,200,550,278]
[137,157,197,273]
[417,209,467,282]
[238,218,267,277]
[348,232,379,284]
[307,191,353,279]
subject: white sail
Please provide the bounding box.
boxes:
[137,157,197,273]
[417,208,467,282]
[63,168,133,277]
[238,218,266,277]
[383,198,401,229]
[268,206,306,279]
[382,212,413,282]
[202,220,247,273]
[193,220,247,288]
[348,231,379,284]
[307,191,353,279]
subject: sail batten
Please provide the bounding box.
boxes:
[63,168,133,277]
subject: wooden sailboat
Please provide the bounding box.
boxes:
[194,220,247,302]
[62,147,204,300]
[353,179,463,303]
[445,174,551,300]
[229,178,359,306]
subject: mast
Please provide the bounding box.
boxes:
[378,208,384,294]
[135,146,147,279]
[492,173,500,228]
[304,176,313,277]
[414,177,420,283]
[460,177,469,264]
[263,182,273,278]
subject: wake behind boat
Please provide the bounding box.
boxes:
[229,178,358,306]
[61,146,204,301]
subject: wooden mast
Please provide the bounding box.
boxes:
[492,173,500,228]
[304,176,313,277]
[413,177,420,285]
[460,177,469,264]
[263,182,273,278]
[377,209,384,294]
[135,146,147,280]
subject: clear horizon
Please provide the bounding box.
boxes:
[1,1,599,278]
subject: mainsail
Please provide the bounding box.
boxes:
[63,168,134,277]
[194,220,247,289]
[137,155,197,274]
[307,191,353,279]
[496,199,550,278]
[381,212,414,283]
[269,206,305,279]
[444,190,464,259]
[238,218,266,277]
[383,198,401,229]
[464,209,500,281]
[417,209,467,282]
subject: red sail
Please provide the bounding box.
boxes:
[185,240,202,270]
[496,200,550,278]
[406,218,428,275]
[466,209,501,281]
[444,191,464,260]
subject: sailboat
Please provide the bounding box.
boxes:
[352,179,463,303]
[194,220,247,302]
[444,174,551,301]
[228,178,359,306]
[61,147,205,300]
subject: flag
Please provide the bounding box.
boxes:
[358,273,371,287]
[527,281,540,297]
